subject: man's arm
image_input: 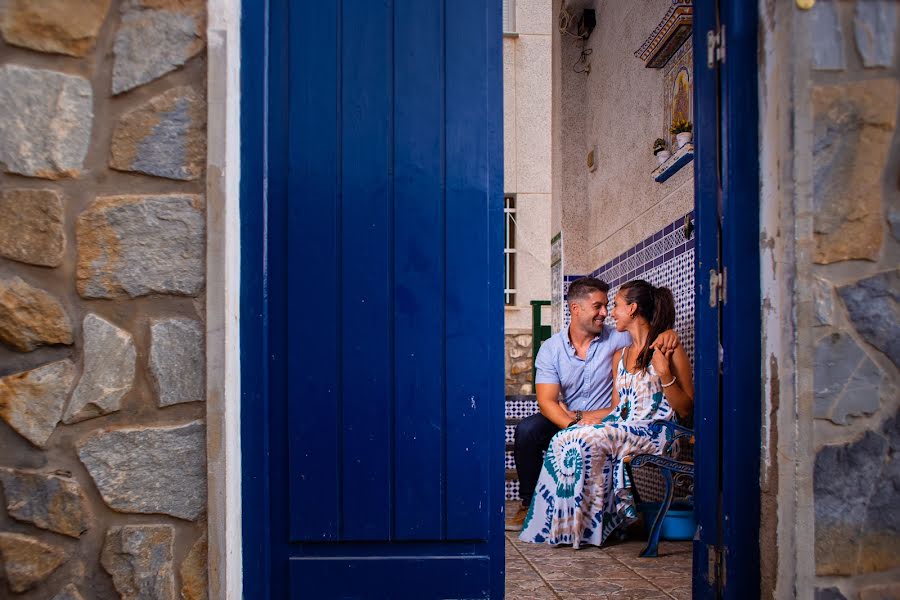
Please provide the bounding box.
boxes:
[653,329,680,354]
[536,383,576,428]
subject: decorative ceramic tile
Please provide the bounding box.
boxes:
[562,213,696,365]
[505,397,539,419]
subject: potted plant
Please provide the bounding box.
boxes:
[670,119,693,148]
[653,138,670,165]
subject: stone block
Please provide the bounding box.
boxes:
[180,533,207,600]
[839,269,900,367]
[860,583,900,600]
[0,276,73,352]
[77,421,206,520]
[64,314,136,424]
[810,0,846,71]
[812,80,898,263]
[51,584,86,600]
[815,588,848,600]
[0,532,68,593]
[815,412,900,575]
[110,86,205,181]
[508,345,527,359]
[102,525,175,600]
[0,0,111,57]
[0,188,65,267]
[0,468,89,538]
[855,1,897,68]
[112,0,205,94]
[0,65,92,179]
[814,332,883,424]
[812,275,835,326]
[149,318,205,406]
[0,360,76,448]
[889,204,900,242]
[510,359,532,376]
[76,194,205,299]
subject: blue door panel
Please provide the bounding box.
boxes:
[445,0,492,541]
[339,0,393,542]
[290,557,491,599]
[244,0,505,595]
[393,0,446,541]
[690,3,721,595]
[287,0,342,543]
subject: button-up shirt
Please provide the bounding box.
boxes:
[534,325,632,411]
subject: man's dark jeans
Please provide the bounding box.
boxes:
[513,412,560,507]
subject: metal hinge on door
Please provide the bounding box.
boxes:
[709,268,727,307]
[707,26,726,68]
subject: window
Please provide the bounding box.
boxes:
[504,196,516,306]
[503,0,516,33]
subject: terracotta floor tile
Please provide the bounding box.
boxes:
[527,558,634,581]
[506,578,559,600]
[606,588,672,600]
[668,585,692,599]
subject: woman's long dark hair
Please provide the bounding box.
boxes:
[619,279,676,371]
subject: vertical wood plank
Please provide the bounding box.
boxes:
[392,0,445,540]
[445,0,491,540]
[287,0,342,542]
[340,0,393,540]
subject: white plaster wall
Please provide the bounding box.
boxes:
[504,0,553,331]
[555,0,695,272]
[206,0,242,597]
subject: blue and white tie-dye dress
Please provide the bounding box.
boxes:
[519,352,675,548]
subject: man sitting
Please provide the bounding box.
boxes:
[505,277,679,531]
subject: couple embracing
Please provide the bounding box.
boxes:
[507,277,694,548]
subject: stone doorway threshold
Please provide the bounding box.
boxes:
[505,528,692,599]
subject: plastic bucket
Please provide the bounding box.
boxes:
[637,501,695,541]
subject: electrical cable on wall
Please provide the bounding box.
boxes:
[574,42,592,74]
[558,3,595,75]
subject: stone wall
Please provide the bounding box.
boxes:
[806,2,900,596]
[761,0,900,597]
[0,1,208,598]
[505,330,534,395]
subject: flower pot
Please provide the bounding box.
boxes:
[676,131,693,148]
[656,150,671,165]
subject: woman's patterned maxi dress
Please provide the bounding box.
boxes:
[519,351,676,548]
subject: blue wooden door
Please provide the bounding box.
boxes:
[240,0,505,598]
[692,1,761,597]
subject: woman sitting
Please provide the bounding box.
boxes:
[519,279,694,548]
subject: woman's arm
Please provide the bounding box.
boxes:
[579,349,622,425]
[651,343,694,418]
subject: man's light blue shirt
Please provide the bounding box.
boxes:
[534,325,632,411]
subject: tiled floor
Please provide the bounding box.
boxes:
[505,530,692,600]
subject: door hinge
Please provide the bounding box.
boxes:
[709,268,727,307]
[707,26,726,68]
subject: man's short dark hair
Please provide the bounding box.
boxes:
[567,277,610,304]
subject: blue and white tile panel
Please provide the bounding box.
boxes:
[563,213,695,363]
[505,397,538,420]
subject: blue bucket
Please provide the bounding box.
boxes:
[637,501,695,541]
